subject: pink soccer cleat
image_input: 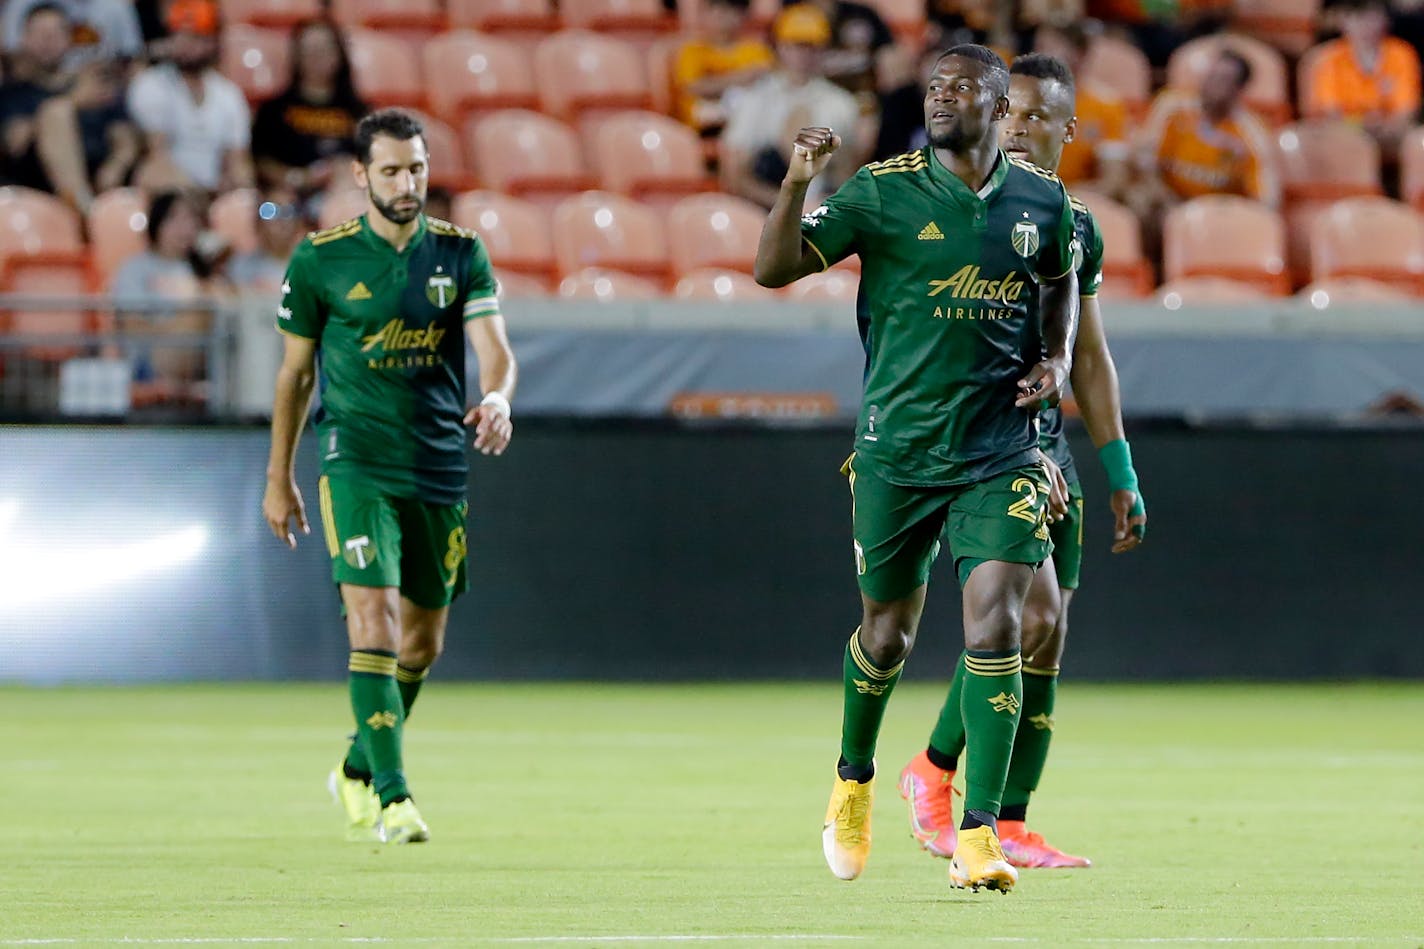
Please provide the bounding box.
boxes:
[997,820,1091,868]
[898,750,959,858]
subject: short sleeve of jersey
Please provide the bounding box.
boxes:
[1076,207,1105,297]
[462,236,502,322]
[1036,186,1075,280]
[799,167,881,270]
[277,240,325,338]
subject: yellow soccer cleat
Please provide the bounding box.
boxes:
[948,825,1019,893]
[822,769,874,880]
[327,765,382,843]
[382,798,430,844]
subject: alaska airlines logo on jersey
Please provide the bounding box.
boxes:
[927,266,1025,302]
[426,267,456,308]
[1011,221,1040,257]
[360,318,448,370]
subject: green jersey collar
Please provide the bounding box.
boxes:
[927,146,1009,202]
[358,213,428,256]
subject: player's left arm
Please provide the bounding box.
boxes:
[460,237,518,456]
[1017,192,1078,410]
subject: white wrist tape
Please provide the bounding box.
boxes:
[480,391,511,418]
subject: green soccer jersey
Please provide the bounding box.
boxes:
[277,214,502,505]
[1037,193,1106,485]
[801,148,1077,487]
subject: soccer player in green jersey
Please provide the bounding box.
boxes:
[754,44,1080,893]
[899,53,1148,871]
[261,109,517,844]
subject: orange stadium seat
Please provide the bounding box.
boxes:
[645,36,681,116]
[551,192,669,283]
[674,268,778,301]
[493,270,551,297]
[534,31,652,122]
[1309,197,1424,293]
[87,188,149,288]
[1231,0,1320,57]
[451,190,557,287]
[1298,277,1416,308]
[2,263,101,361]
[317,188,369,229]
[1277,120,1381,203]
[447,0,560,33]
[466,110,596,201]
[1068,189,1154,298]
[864,0,927,44]
[221,0,322,28]
[408,111,474,191]
[1162,195,1290,295]
[422,31,539,125]
[1155,276,1273,309]
[588,111,713,201]
[1081,35,1152,119]
[785,268,860,303]
[1399,126,1424,212]
[329,0,445,32]
[346,28,425,109]
[557,266,664,300]
[0,187,87,289]
[209,188,259,257]
[220,24,290,104]
[1166,34,1292,125]
[559,0,674,36]
[665,193,765,277]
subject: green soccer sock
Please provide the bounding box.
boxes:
[1002,665,1059,817]
[960,649,1023,822]
[348,649,409,806]
[839,628,904,777]
[344,664,428,779]
[926,651,968,767]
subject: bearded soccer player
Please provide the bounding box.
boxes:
[755,44,1080,893]
[899,53,1148,870]
[262,108,517,844]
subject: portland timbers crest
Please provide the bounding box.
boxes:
[1011,221,1040,257]
[426,268,456,307]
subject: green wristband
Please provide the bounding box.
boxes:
[1099,438,1146,535]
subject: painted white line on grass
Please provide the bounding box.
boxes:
[0,938,865,946]
[980,939,1420,945]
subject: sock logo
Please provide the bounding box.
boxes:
[365,711,398,730]
[988,692,1021,714]
[1028,712,1054,731]
[853,677,890,696]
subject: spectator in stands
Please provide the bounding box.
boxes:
[1303,0,1421,160]
[227,186,311,295]
[0,2,74,190]
[127,0,253,194]
[720,4,866,209]
[1084,0,1225,69]
[34,55,141,214]
[2,0,143,68]
[796,0,897,95]
[1137,47,1279,209]
[250,19,366,197]
[671,0,773,135]
[1032,23,1131,200]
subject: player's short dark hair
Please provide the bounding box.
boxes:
[1218,48,1253,88]
[936,44,1010,98]
[1010,52,1076,93]
[354,108,425,164]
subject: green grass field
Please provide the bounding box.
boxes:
[5,682,1423,947]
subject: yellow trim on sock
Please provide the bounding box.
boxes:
[348,652,398,676]
[848,630,903,681]
[395,665,428,684]
[1023,664,1060,677]
[965,653,1022,677]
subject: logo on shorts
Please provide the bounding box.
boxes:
[1011,221,1039,257]
[988,692,1021,714]
[426,267,456,308]
[343,535,375,569]
[1027,712,1054,731]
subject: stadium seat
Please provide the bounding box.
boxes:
[317,188,369,229]
[551,192,669,283]
[219,24,290,104]
[421,31,538,125]
[1165,34,1292,125]
[1231,0,1320,57]
[451,190,556,287]
[1162,195,1290,295]
[1400,126,1424,212]
[1155,276,1274,309]
[587,112,713,201]
[209,188,259,257]
[785,268,859,303]
[447,0,560,33]
[221,0,322,28]
[674,268,778,301]
[346,28,425,109]
[863,0,927,44]
[1081,35,1152,119]
[1295,43,1333,119]
[2,262,101,361]
[1298,277,1416,309]
[1068,189,1154,298]
[675,0,779,30]
[665,193,765,278]
[1277,120,1381,204]
[0,187,87,289]
[559,0,674,36]
[645,36,681,117]
[493,270,551,297]
[87,188,149,288]
[330,0,445,32]
[466,110,596,201]
[407,111,474,191]
[534,31,652,122]
[1309,197,1424,293]
[557,266,664,300]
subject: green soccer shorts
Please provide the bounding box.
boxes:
[1050,478,1085,591]
[843,454,1054,602]
[317,474,469,608]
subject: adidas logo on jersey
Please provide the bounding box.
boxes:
[345,282,373,301]
[918,222,945,241]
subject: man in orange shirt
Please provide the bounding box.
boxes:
[672,0,774,134]
[1304,0,1420,159]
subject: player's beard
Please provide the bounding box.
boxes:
[369,188,424,225]
[927,122,976,151]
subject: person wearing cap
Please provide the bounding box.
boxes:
[720,4,867,210]
[127,0,253,193]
